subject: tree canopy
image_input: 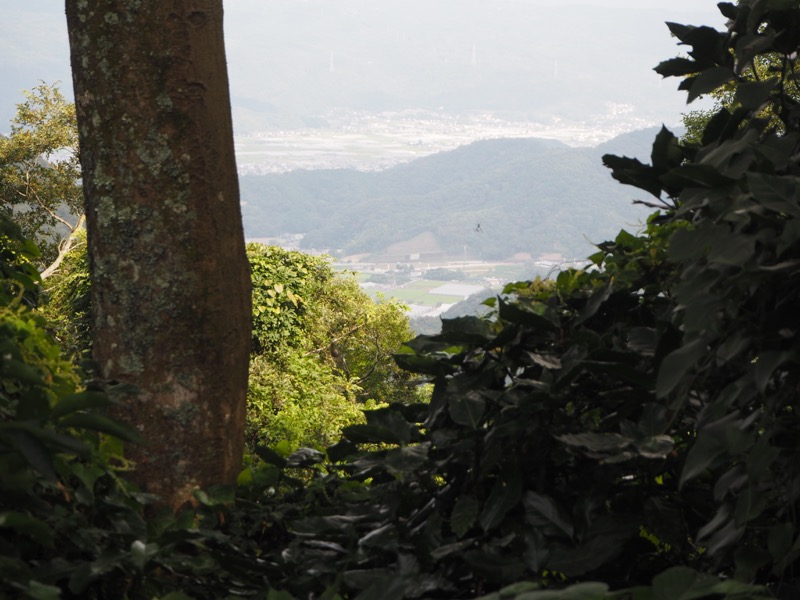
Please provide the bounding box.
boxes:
[0,83,83,275]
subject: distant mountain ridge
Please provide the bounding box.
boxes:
[240,127,661,261]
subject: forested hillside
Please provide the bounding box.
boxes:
[240,129,657,259]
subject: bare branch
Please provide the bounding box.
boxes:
[40,213,85,280]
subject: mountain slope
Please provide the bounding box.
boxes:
[240,128,659,260]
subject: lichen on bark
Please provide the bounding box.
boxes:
[65,0,251,509]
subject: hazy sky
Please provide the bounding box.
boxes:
[1,1,728,131]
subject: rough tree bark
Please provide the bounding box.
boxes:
[65,1,251,508]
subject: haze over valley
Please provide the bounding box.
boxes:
[2,0,724,321]
[4,1,724,141]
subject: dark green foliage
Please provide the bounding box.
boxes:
[0,213,140,598]
[0,211,41,307]
[253,226,688,597]
[609,2,800,588]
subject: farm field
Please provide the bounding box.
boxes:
[375,280,485,306]
[349,260,557,308]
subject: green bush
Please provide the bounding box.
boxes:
[246,243,420,451]
[247,351,366,450]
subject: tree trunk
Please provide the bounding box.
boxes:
[65,1,251,508]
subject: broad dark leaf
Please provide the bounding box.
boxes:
[0,358,43,387]
[384,444,428,475]
[734,32,777,75]
[254,444,287,467]
[753,350,791,392]
[683,67,735,103]
[734,487,767,526]
[50,391,113,419]
[546,539,618,578]
[698,505,733,542]
[735,78,778,110]
[479,475,522,533]
[718,2,737,20]
[666,23,730,66]
[660,164,737,189]
[353,576,408,600]
[747,172,800,217]
[497,297,559,331]
[358,524,397,550]
[557,432,630,454]
[602,154,663,198]
[768,523,794,564]
[527,352,562,370]
[627,327,657,355]
[702,107,734,145]
[429,538,476,561]
[706,230,756,266]
[60,413,145,444]
[393,352,453,376]
[650,126,683,172]
[0,511,54,547]
[681,436,725,488]
[651,567,724,600]
[286,447,325,468]
[326,438,359,463]
[655,57,702,77]
[655,337,709,398]
[745,439,779,481]
[448,390,486,429]
[574,278,613,326]
[524,492,573,539]
[440,315,493,344]
[635,435,674,459]
[5,429,58,482]
[0,421,91,457]
[68,551,127,594]
[344,423,405,445]
[548,514,637,576]
[451,495,479,539]
[523,528,549,573]
[364,407,416,444]
[193,484,235,507]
